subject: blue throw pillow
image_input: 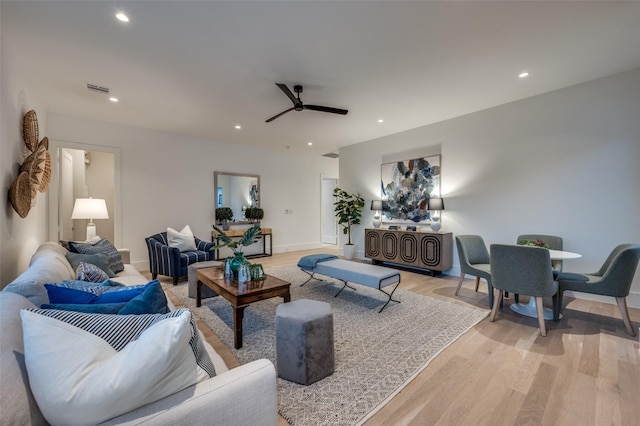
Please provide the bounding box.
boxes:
[94,286,146,304]
[117,281,169,315]
[41,303,127,314]
[76,262,111,283]
[45,284,98,304]
[41,281,168,315]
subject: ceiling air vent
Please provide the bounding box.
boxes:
[322,152,339,159]
[86,83,110,94]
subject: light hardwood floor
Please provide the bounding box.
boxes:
[159,247,640,426]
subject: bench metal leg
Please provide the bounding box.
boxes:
[299,268,401,313]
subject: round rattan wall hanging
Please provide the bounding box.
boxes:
[9,110,51,217]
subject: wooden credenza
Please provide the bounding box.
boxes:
[364,228,453,276]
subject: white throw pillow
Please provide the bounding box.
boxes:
[21,309,214,426]
[167,225,197,252]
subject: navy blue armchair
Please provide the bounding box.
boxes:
[145,232,214,285]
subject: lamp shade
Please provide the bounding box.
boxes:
[427,198,444,211]
[371,200,383,211]
[71,198,109,220]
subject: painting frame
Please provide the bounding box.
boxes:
[380,155,441,224]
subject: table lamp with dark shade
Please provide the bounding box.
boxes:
[427,197,444,231]
[371,200,383,228]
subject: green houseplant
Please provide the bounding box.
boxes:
[215,207,233,230]
[244,207,264,224]
[333,187,365,259]
[211,225,262,272]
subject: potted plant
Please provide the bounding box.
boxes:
[333,187,365,260]
[245,207,264,224]
[211,224,262,273]
[215,207,233,230]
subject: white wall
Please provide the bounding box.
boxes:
[45,113,339,271]
[339,68,640,308]
[0,19,49,286]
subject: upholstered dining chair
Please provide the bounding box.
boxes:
[553,244,640,336]
[145,232,214,285]
[512,234,563,303]
[489,244,559,337]
[517,234,564,272]
[455,235,494,308]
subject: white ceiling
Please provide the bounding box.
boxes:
[3,1,640,156]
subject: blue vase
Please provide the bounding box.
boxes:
[230,253,248,273]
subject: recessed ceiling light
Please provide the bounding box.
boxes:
[307,142,313,146]
[377,119,384,123]
[234,125,242,130]
[109,97,118,102]
[116,13,129,22]
[519,72,529,78]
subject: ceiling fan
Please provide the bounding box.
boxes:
[265,83,348,123]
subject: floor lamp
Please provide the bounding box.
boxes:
[71,198,109,241]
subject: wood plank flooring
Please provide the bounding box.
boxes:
[158,247,640,426]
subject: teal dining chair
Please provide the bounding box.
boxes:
[455,235,494,308]
[489,244,559,336]
[554,244,640,336]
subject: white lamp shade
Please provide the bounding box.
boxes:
[371,200,383,211]
[427,198,444,211]
[71,198,109,220]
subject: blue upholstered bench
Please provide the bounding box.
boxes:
[297,255,401,312]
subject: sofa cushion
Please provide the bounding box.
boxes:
[70,239,124,273]
[3,242,76,306]
[167,225,197,252]
[21,308,216,426]
[0,292,47,426]
[66,251,116,277]
[76,261,111,282]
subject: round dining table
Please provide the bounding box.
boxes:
[509,249,581,320]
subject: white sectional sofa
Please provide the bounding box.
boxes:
[1,242,277,425]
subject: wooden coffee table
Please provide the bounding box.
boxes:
[196,266,291,349]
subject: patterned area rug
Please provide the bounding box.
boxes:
[167,265,488,426]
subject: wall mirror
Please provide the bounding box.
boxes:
[214,171,260,224]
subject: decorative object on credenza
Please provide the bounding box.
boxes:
[211,224,262,273]
[427,197,444,231]
[333,187,365,260]
[9,110,52,218]
[388,225,400,230]
[71,198,109,240]
[370,200,383,228]
[244,207,264,225]
[406,225,417,231]
[215,207,234,230]
[381,155,441,224]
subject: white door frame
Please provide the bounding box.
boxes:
[321,175,338,245]
[48,140,121,247]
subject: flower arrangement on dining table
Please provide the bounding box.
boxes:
[517,239,549,249]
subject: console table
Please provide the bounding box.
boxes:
[364,228,453,276]
[211,227,272,260]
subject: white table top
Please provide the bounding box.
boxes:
[548,249,581,260]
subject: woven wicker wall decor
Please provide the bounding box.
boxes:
[9,110,52,218]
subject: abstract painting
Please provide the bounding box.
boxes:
[381,155,441,223]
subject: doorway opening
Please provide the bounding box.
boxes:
[49,140,120,246]
[321,176,338,245]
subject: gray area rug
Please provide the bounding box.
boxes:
[168,265,488,426]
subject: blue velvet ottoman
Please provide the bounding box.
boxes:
[275,299,334,385]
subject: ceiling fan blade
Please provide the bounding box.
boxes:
[265,107,295,123]
[276,83,298,105]
[304,104,349,115]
